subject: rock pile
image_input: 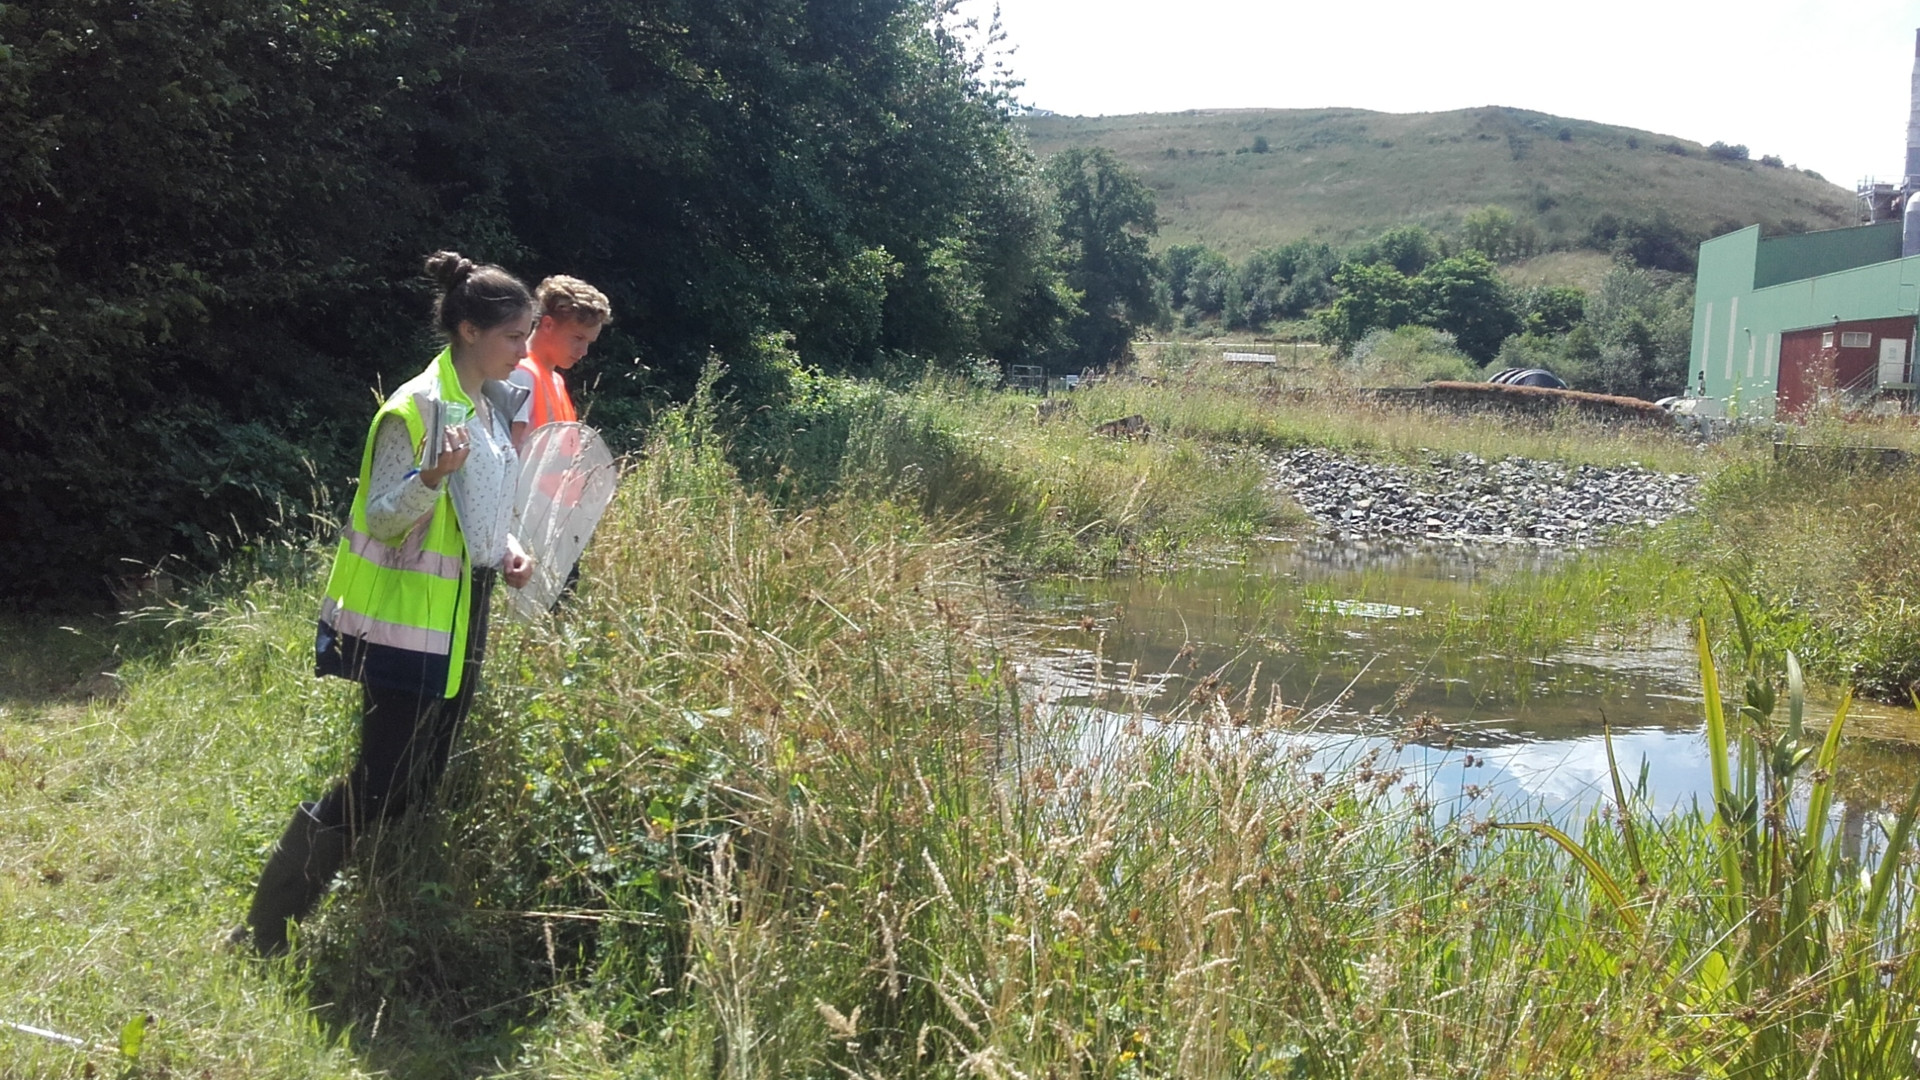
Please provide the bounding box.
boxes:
[1271,448,1698,546]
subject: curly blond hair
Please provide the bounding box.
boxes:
[535,275,612,327]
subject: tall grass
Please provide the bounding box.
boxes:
[1686,445,1920,700]
[1075,357,1731,474]
[7,388,1920,1078]
[1253,539,1707,663]
[729,357,1285,570]
[1499,614,1920,1079]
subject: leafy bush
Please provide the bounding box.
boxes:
[1461,205,1540,261]
[1517,285,1587,335]
[1345,326,1478,384]
[1,0,1075,605]
[1586,210,1702,272]
[1351,224,1442,277]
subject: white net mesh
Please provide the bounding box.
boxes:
[507,422,618,621]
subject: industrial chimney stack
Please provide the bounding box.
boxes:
[1908,29,1920,187]
[1904,29,1920,255]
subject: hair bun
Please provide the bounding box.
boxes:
[423,250,477,288]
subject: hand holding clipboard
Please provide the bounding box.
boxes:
[413,392,472,488]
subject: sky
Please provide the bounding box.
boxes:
[974,0,1920,188]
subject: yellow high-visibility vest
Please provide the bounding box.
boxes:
[317,348,474,699]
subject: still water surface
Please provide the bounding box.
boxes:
[1022,540,1920,823]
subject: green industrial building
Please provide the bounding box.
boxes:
[1689,220,1920,419]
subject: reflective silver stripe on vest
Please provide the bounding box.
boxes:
[319,596,454,655]
[343,526,463,580]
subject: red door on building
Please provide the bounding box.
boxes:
[1776,317,1917,419]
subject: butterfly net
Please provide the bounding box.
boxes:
[507,422,618,621]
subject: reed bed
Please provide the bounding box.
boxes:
[4,391,1919,1078]
[730,363,1286,571]
[1686,444,1920,700]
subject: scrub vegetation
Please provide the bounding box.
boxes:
[4,3,1855,607]
[1084,350,1723,474]
[13,3,1920,1076]
[1,0,1088,605]
[1680,423,1920,702]
[9,385,1920,1078]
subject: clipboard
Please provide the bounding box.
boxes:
[412,392,471,472]
[413,392,443,472]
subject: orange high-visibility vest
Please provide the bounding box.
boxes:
[515,356,577,429]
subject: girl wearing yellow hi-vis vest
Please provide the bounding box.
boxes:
[240,251,538,956]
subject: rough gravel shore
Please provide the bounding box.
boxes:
[1270,447,1698,546]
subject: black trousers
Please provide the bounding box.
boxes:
[313,568,495,837]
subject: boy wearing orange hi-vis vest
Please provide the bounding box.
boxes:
[509,275,611,450]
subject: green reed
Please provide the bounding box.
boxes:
[7,388,1920,1078]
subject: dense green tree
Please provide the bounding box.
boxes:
[1230,241,1340,328]
[1164,243,1232,315]
[1492,267,1690,399]
[2,0,430,605]
[1517,285,1587,335]
[1460,205,1538,262]
[1351,225,1441,277]
[1578,266,1692,397]
[1587,210,1701,272]
[1162,238,1342,332]
[1,0,1071,604]
[1317,262,1415,349]
[1163,245,1205,310]
[1188,252,1235,319]
[1318,251,1520,363]
[1412,252,1518,363]
[1043,146,1160,367]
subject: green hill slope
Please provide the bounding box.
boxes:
[1021,107,1856,258]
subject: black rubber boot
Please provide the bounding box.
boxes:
[244,801,349,957]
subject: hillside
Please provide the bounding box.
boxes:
[1021,107,1857,259]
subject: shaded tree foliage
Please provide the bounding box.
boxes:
[1317,262,1416,349]
[1459,205,1539,263]
[1163,243,1233,317]
[1587,210,1702,273]
[1317,252,1517,363]
[1411,252,1518,363]
[1163,240,1335,329]
[1351,225,1442,277]
[1043,146,1159,368]
[1494,267,1691,399]
[1233,241,1340,327]
[1517,285,1587,335]
[2,0,1066,604]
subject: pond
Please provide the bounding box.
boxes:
[1021,539,1920,825]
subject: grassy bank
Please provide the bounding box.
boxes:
[1020,107,1851,259]
[727,360,1288,571]
[1681,442,1920,701]
[8,374,1920,1076]
[1086,352,1729,474]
